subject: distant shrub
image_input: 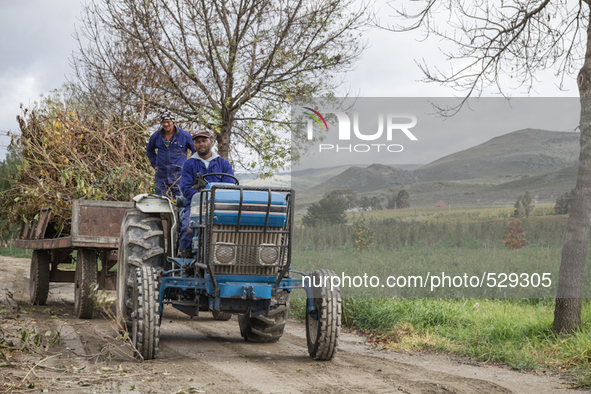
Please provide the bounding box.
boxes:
[554,188,575,215]
[513,191,535,218]
[302,191,347,227]
[503,220,528,250]
[352,216,373,252]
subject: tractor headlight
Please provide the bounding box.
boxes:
[258,243,280,265]
[214,242,236,264]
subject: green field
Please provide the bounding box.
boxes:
[290,205,591,386]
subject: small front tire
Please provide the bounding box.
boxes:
[212,310,232,321]
[131,265,161,360]
[238,291,289,343]
[306,269,341,361]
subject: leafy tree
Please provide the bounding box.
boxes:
[325,189,358,210]
[386,192,396,209]
[73,0,370,174]
[555,188,576,215]
[387,189,410,209]
[513,191,535,218]
[388,1,591,332]
[396,189,410,209]
[302,192,347,227]
[359,196,382,211]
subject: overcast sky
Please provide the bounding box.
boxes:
[0,0,580,163]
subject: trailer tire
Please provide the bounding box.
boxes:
[116,210,165,329]
[212,310,232,321]
[238,291,289,343]
[74,249,97,319]
[306,269,341,361]
[30,250,50,305]
[131,265,160,360]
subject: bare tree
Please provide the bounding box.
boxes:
[71,0,370,174]
[385,0,590,333]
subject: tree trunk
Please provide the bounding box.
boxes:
[553,4,591,334]
[217,110,233,160]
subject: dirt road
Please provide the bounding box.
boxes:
[0,256,583,393]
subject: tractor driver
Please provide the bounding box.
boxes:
[146,110,195,199]
[179,129,235,258]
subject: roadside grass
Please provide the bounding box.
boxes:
[289,207,591,386]
[0,248,32,259]
[294,204,557,226]
[290,297,591,387]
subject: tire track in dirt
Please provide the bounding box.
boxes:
[158,309,512,394]
[1,256,581,394]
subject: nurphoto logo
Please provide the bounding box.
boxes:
[303,107,418,153]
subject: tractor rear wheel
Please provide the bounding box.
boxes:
[238,291,289,343]
[131,265,161,360]
[212,310,232,321]
[116,210,165,329]
[30,250,50,305]
[306,269,341,361]
[74,249,97,319]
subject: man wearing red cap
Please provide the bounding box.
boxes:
[179,129,235,257]
[146,110,195,198]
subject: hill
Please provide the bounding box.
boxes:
[302,164,422,196]
[416,129,579,181]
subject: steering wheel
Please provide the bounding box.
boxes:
[202,172,239,185]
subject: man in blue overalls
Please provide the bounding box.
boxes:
[179,129,235,257]
[146,110,195,198]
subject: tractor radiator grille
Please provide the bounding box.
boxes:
[209,225,287,275]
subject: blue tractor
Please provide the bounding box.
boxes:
[116,175,341,361]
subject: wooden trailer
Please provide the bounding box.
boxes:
[15,199,134,319]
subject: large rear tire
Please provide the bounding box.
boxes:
[30,250,50,305]
[131,266,160,360]
[74,249,97,319]
[306,269,341,361]
[116,210,165,329]
[238,291,289,343]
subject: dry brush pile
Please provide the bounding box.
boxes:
[2,105,154,235]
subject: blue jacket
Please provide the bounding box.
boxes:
[146,126,195,180]
[180,153,235,202]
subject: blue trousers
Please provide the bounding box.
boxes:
[155,170,181,199]
[180,205,193,250]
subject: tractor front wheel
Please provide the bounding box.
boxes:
[131,265,161,360]
[306,269,341,361]
[212,310,232,321]
[238,291,289,343]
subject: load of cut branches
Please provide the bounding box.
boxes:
[2,102,153,236]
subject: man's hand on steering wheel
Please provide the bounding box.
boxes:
[191,172,239,190]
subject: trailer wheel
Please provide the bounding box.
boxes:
[74,249,97,319]
[116,210,165,329]
[306,269,341,361]
[238,291,289,343]
[131,265,160,360]
[30,250,50,305]
[212,310,232,321]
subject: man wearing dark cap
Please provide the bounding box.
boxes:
[146,110,195,198]
[179,129,235,257]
